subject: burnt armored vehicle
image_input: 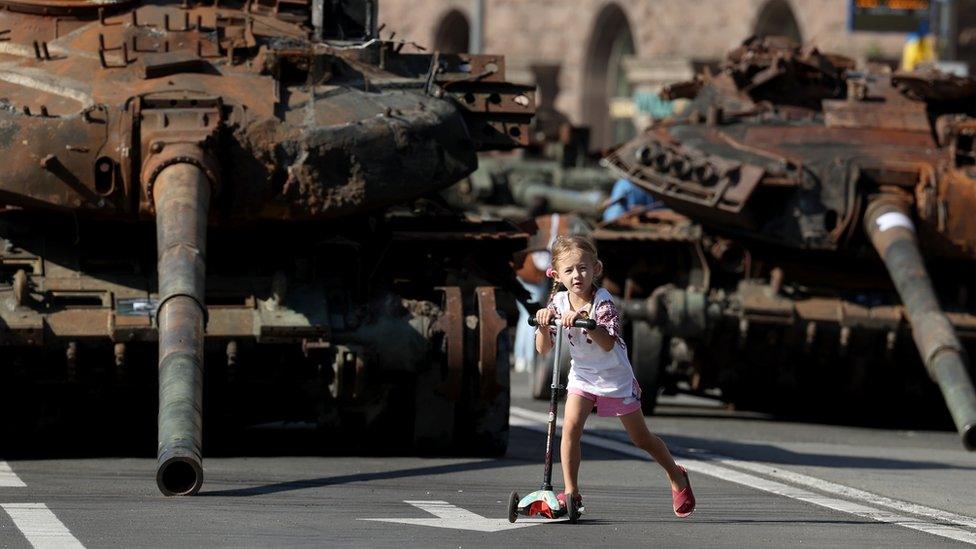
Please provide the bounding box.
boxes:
[444,67,614,222]
[444,125,615,222]
[0,0,535,494]
[603,37,976,450]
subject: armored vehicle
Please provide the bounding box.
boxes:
[443,126,615,222]
[0,0,535,495]
[603,37,976,450]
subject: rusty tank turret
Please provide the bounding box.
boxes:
[0,0,534,494]
[603,36,976,450]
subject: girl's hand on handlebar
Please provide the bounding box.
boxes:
[534,307,555,329]
[561,310,583,329]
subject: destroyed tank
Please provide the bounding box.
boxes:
[442,124,616,222]
[0,0,535,495]
[603,36,976,450]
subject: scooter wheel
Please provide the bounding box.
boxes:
[508,490,519,523]
[567,493,579,524]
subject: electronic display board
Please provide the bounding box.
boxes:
[849,0,930,32]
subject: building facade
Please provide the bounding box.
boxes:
[379,0,917,149]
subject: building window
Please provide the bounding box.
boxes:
[582,3,636,151]
[755,0,803,44]
[433,9,470,54]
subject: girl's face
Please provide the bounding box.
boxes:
[554,249,602,299]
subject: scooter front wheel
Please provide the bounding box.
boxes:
[508,490,519,523]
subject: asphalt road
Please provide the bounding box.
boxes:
[2,371,975,548]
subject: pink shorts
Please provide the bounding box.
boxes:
[568,381,642,417]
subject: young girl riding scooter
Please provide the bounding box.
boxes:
[534,235,696,517]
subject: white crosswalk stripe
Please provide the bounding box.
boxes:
[713,455,976,531]
[0,462,26,488]
[1,503,85,549]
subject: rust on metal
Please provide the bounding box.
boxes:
[153,158,210,497]
[598,35,976,448]
[0,2,533,219]
[433,286,463,401]
[476,286,507,400]
[0,0,534,491]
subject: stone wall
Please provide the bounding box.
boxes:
[379,0,907,135]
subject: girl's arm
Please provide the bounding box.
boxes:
[535,324,554,355]
[590,298,625,353]
[587,325,616,352]
[534,305,556,355]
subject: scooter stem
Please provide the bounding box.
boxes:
[541,324,563,491]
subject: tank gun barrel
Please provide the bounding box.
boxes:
[153,161,211,495]
[865,198,976,451]
[512,182,607,217]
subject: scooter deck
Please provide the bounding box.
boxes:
[516,490,565,518]
[515,490,585,519]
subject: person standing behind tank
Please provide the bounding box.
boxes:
[601,178,661,222]
[901,19,937,72]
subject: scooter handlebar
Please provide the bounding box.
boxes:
[528,317,597,330]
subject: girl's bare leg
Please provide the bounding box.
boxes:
[618,410,687,491]
[560,394,594,495]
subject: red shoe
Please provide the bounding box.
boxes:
[672,466,695,518]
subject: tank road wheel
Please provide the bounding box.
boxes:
[461,287,511,456]
[413,288,462,454]
[413,287,512,456]
[631,320,664,414]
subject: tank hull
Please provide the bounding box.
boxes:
[0,208,522,456]
[601,38,976,448]
[0,0,535,493]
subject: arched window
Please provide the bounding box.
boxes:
[754,0,803,44]
[582,3,636,151]
[433,9,470,54]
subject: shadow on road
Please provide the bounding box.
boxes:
[199,425,635,497]
[199,458,519,498]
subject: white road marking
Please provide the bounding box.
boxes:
[714,456,976,531]
[510,407,976,546]
[361,500,549,532]
[0,462,26,488]
[1,503,85,549]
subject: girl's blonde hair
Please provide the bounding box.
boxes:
[546,235,600,305]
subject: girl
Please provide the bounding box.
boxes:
[534,235,695,517]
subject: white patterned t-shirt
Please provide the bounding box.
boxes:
[547,287,636,397]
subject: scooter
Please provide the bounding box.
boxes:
[508,316,596,525]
